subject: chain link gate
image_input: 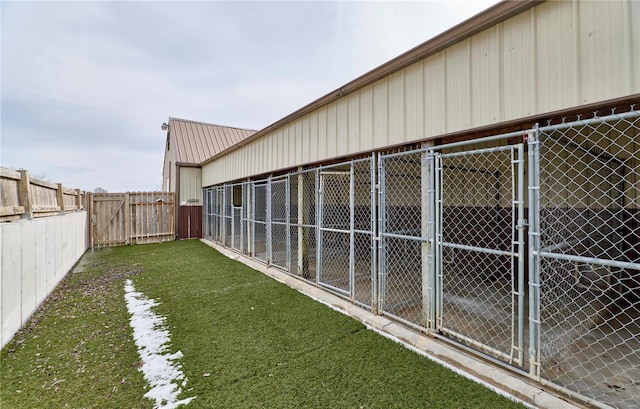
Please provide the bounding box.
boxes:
[378,149,436,329]
[203,188,213,240]
[251,182,268,262]
[229,183,243,253]
[270,177,289,270]
[214,186,224,243]
[435,143,526,367]
[317,157,375,307]
[241,181,250,255]
[289,169,318,281]
[378,142,525,367]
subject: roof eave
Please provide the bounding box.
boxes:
[201,0,544,167]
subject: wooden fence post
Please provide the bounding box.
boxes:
[56,183,66,215]
[125,193,131,245]
[87,192,94,249]
[76,189,82,211]
[18,169,33,219]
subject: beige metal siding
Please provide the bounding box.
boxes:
[446,40,472,131]
[202,0,639,187]
[503,10,536,120]
[404,62,424,141]
[359,86,374,152]
[163,144,176,192]
[179,167,202,205]
[424,51,446,135]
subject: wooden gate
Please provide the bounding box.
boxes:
[90,192,175,248]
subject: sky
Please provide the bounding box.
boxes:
[1,0,500,193]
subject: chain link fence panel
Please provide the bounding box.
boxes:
[289,169,318,282]
[252,182,268,262]
[271,177,289,270]
[318,165,351,295]
[379,150,430,329]
[353,158,375,309]
[535,110,640,409]
[437,145,523,365]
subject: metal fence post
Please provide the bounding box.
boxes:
[240,182,246,254]
[285,176,291,272]
[349,160,356,299]
[370,153,378,314]
[296,170,304,276]
[515,143,526,366]
[377,153,386,314]
[315,169,321,285]
[527,125,541,379]
[222,184,227,246]
[250,182,256,258]
[421,146,436,330]
[267,177,272,266]
[434,152,443,330]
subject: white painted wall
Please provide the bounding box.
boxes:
[1,211,87,348]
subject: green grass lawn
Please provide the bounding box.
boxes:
[1,240,527,408]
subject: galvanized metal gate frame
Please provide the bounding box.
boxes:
[251,181,269,263]
[316,156,376,306]
[270,176,290,271]
[317,169,352,296]
[433,143,526,367]
[377,149,436,329]
[377,140,526,368]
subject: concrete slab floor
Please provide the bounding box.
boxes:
[201,239,585,409]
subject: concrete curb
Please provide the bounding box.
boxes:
[201,239,584,409]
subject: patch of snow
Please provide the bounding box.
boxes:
[124,279,195,408]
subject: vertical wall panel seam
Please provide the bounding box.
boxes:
[403,68,409,141]
[467,38,472,129]
[623,0,632,92]
[530,10,537,115]
[572,0,581,104]
[346,96,351,153]
[443,49,448,134]
[421,60,425,138]
[385,77,390,147]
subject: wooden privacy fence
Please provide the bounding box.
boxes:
[89,192,175,248]
[1,167,86,222]
[1,167,176,248]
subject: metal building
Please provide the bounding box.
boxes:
[200,1,640,408]
[161,118,255,239]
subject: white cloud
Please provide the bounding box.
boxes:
[1,0,499,192]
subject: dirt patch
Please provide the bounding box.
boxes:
[5,260,143,353]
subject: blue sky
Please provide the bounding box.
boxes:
[1,0,499,192]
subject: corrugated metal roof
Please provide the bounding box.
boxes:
[168,117,256,165]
